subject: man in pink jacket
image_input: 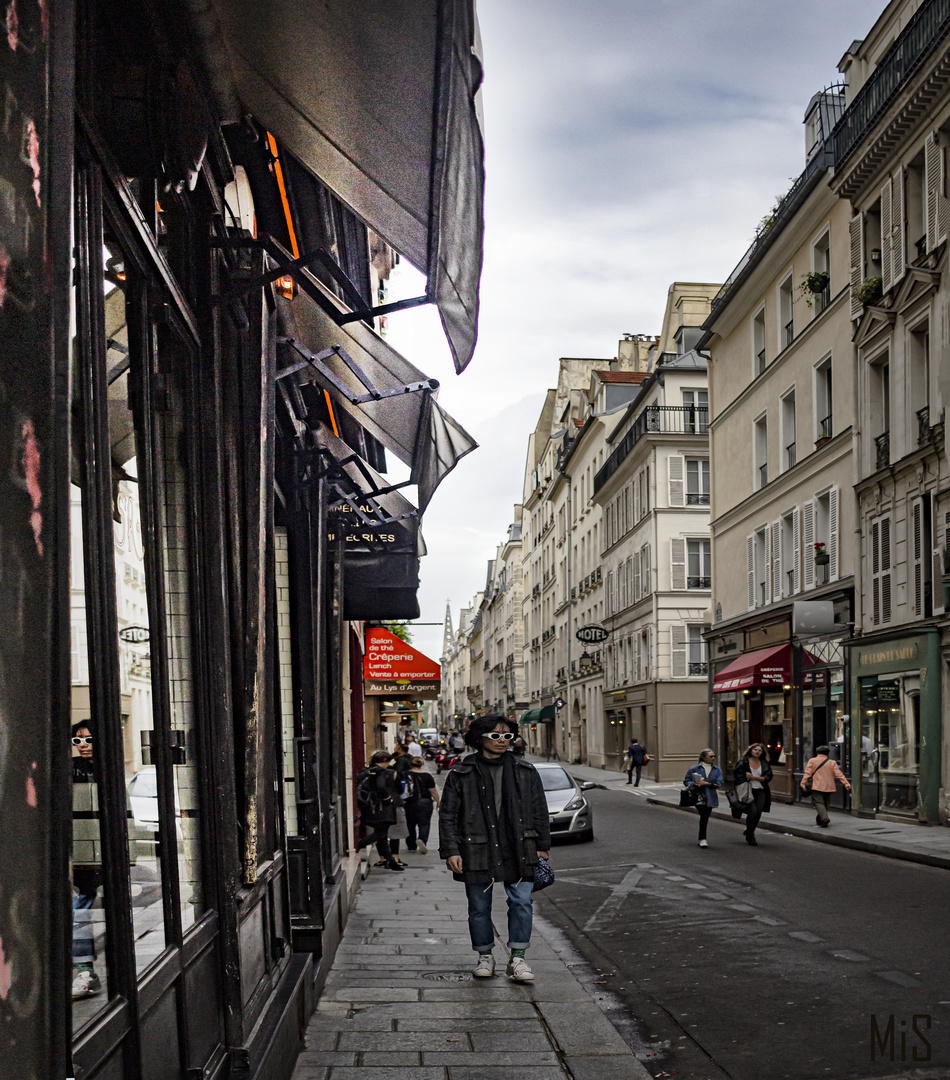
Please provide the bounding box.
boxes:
[801,745,851,828]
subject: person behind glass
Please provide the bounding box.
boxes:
[72,721,103,999]
[684,749,722,848]
[625,739,646,785]
[439,715,550,983]
[356,750,405,871]
[801,744,851,828]
[404,757,440,853]
[733,742,773,846]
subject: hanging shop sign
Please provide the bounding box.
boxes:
[575,625,608,645]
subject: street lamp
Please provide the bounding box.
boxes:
[579,651,592,671]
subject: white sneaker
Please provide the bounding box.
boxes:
[698,840,708,848]
[417,841,427,853]
[507,957,534,982]
[473,953,496,978]
[72,969,102,999]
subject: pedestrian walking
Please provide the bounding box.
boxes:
[356,751,406,871]
[404,757,439,853]
[733,742,772,846]
[450,731,467,753]
[801,745,851,828]
[684,749,722,848]
[439,715,551,983]
[392,742,414,778]
[624,739,647,785]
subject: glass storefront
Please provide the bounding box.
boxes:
[858,674,921,816]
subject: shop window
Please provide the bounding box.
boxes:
[859,675,920,816]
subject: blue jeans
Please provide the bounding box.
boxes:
[73,889,98,963]
[464,880,534,951]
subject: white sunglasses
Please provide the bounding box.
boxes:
[482,732,515,742]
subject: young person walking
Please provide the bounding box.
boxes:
[404,757,439,853]
[439,715,550,982]
[684,749,722,848]
[801,745,851,827]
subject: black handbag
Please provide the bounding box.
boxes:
[679,785,705,808]
[533,856,555,892]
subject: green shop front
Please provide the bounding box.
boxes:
[850,630,941,822]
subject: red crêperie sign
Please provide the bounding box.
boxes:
[363,627,441,681]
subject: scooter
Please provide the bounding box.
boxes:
[434,748,461,774]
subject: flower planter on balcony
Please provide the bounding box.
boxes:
[815,553,830,566]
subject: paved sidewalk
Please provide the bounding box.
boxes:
[530,754,950,870]
[292,851,652,1080]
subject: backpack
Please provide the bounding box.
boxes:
[357,770,386,819]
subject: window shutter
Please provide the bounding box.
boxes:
[940,140,949,245]
[642,544,651,594]
[643,627,651,681]
[926,132,941,252]
[671,624,687,678]
[828,486,839,582]
[763,526,772,604]
[772,520,782,602]
[871,519,880,625]
[933,496,946,617]
[803,500,815,590]
[849,214,865,321]
[673,537,686,591]
[880,177,893,294]
[872,515,893,625]
[792,507,801,594]
[747,534,755,610]
[892,166,905,285]
[633,551,641,602]
[605,571,613,615]
[912,499,923,617]
[668,454,685,507]
[619,560,627,609]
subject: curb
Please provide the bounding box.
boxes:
[644,795,950,872]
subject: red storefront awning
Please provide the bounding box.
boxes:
[712,644,792,693]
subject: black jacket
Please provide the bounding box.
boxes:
[734,757,773,813]
[438,754,550,884]
[357,764,400,826]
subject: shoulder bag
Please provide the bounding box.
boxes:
[802,757,834,794]
[725,781,754,810]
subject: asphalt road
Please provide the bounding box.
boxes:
[534,783,950,1080]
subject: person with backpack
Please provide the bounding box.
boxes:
[404,757,439,853]
[439,715,551,983]
[356,750,405,871]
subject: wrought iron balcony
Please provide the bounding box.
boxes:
[786,441,797,469]
[686,491,710,505]
[687,576,711,590]
[756,348,766,373]
[784,319,794,348]
[595,406,710,492]
[832,0,950,170]
[875,431,890,470]
[815,284,831,314]
[688,662,709,677]
[818,414,833,440]
[758,462,768,488]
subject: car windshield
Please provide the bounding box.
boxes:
[538,768,574,791]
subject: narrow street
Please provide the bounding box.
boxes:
[536,785,950,1079]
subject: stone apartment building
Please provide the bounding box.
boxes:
[594,284,720,779]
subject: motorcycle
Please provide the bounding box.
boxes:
[434,748,461,774]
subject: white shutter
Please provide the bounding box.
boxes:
[763,525,772,604]
[880,177,893,294]
[633,551,641,602]
[940,140,949,245]
[605,571,613,616]
[912,498,924,617]
[668,454,685,507]
[747,534,755,610]
[933,494,946,617]
[619,560,627,609]
[873,516,893,624]
[892,166,905,285]
[641,544,651,595]
[643,627,651,681]
[671,624,687,678]
[926,131,940,252]
[671,538,686,590]
[792,506,801,595]
[849,213,865,321]
[828,486,839,582]
[772,520,782,602]
[803,500,816,590]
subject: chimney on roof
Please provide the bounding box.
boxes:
[617,334,651,373]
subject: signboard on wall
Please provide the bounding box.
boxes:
[363,626,440,697]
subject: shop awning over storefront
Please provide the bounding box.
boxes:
[712,644,793,693]
[210,0,484,373]
[276,278,477,513]
[521,706,556,723]
[712,643,823,693]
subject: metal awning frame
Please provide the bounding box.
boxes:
[215,233,431,327]
[276,337,438,405]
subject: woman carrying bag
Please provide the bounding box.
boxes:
[733,742,772,846]
[683,750,722,848]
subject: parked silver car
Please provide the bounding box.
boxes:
[533,762,594,842]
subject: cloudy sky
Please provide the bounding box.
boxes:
[385,0,874,665]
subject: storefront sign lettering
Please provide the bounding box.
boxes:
[856,643,918,669]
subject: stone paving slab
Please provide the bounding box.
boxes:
[293,814,653,1080]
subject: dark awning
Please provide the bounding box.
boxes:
[210,0,484,373]
[521,706,556,723]
[712,644,821,693]
[277,274,477,513]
